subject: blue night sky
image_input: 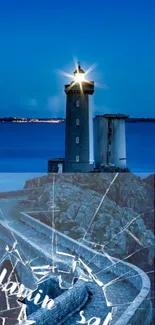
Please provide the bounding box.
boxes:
[0,0,155,118]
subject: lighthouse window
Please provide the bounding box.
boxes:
[76,100,79,107]
[76,155,79,162]
[76,137,79,144]
[76,119,80,125]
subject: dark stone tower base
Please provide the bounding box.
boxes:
[64,162,94,173]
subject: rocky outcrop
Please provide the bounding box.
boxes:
[18,172,155,314]
[21,173,154,268]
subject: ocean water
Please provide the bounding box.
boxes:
[0,122,154,190]
[0,122,65,173]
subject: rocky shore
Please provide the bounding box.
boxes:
[16,172,154,310]
[21,173,154,265]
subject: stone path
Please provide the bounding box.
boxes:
[0,198,138,324]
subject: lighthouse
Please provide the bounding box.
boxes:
[64,63,95,172]
[48,63,129,174]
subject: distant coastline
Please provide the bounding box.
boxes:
[0,117,65,123]
[0,117,155,123]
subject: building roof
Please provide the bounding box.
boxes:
[95,114,129,119]
[73,63,85,75]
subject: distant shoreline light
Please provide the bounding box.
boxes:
[0,117,155,123]
[0,117,155,124]
[0,118,65,123]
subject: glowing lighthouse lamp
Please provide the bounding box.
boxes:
[73,63,86,83]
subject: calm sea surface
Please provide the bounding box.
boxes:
[0,122,154,190]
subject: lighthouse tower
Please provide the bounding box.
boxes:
[64,63,95,172]
[94,114,128,169]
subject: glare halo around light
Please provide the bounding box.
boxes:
[74,72,86,83]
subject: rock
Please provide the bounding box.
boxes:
[17,172,154,272]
